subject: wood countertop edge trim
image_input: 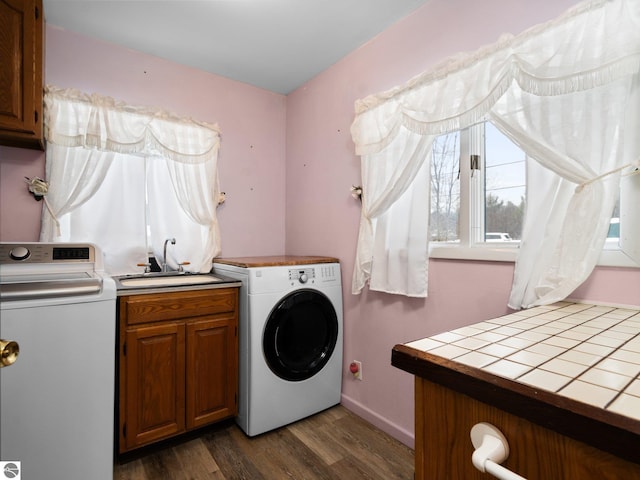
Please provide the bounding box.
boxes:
[392,344,640,465]
[214,256,340,268]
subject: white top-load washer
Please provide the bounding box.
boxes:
[0,242,116,480]
[214,256,343,437]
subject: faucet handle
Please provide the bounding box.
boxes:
[137,262,152,273]
[177,261,191,273]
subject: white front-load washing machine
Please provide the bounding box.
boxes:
[213,256,343,437]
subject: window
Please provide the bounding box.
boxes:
[42,88,222,276]
[430,121,638,267]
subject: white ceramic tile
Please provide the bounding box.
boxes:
[579,368,631,391]
[454,351,498,368]
[540,358,590,378]
[510,320,541,330]
[527,342,565,357]
[519,369,572,392]
[584,319,620,329]
[450,326,484,337]
[405,338,444,351]
[487,317,518,326]
[430,331,465,344]
[609,349,640,365]
[599,329,635,341]
[588,335,626,348]
[597,358,640,377]
[555,318,586,328]
[603,309,639,319]
[452,337,490,350]
[557,350,601,367]
[543,336,581,349]
[470,322,501,331]
[429,344,469,359]
[478,343,518,358]
[572,325,603,336]
[474,331,508,343]
[514,331,550,342]
[589,305,616,314]
[610,325,640,335]
[497,336,536,350]
[483,359,532,380]
[559,380,618,408]
[561,312,596,322]
[607,394,640,420]
[557,330,592,341]
[519,317,552,326]
[492,326,524,336]
[534,325,567,336]
[621,337,640,352]
[624,379,640,397]
[558,304,594,313]
[535,311,569,321]
[573,342,614,357]
[507,350,549,367]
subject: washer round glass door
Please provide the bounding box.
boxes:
[263,289,338,381]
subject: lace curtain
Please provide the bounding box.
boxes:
[350,0,640,305]
[42,86,222,275]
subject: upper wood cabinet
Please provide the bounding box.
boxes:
[0,0,44,150]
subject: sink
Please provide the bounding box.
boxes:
[117,274,224,288]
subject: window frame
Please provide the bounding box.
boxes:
[429,122,639,268]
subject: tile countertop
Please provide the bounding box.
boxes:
[392,302,640,464]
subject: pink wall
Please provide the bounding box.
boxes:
[286,0,640,447]
[0,25,287,257]
[1,0,638,452]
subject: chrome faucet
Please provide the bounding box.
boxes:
[162,238,176,272]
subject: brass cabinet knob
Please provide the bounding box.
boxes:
[0,339,19,367]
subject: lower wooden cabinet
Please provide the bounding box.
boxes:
[118,287,238,453]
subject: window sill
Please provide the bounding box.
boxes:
[429,243,518,263]
[429,242,639,268]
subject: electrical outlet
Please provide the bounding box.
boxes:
[350,360,363,380]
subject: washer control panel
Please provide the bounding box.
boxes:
[0,243,95,264]
[287,264,340,285]
[289,268,315,284]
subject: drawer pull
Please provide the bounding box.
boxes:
[470,422,527,480]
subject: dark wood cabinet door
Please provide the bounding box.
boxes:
[186,314,238,429]
[124,322,186,450]
[0,0,44,150]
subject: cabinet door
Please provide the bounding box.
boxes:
[0,0,44,149]
[186,315,238,429]
[124,322,185,450]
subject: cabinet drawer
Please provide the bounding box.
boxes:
[122,288,238,325]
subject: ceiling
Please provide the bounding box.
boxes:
[43,0,430,95]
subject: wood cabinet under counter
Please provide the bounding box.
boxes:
[117,287,239,453]
[392,302,640,479]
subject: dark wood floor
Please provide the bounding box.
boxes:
[114,405,414,480]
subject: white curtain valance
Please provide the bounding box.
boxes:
[352,0,640,156]
[42,87,223,275]
[350,0,640,302]
[44,85,221,163]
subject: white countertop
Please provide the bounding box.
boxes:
[405,302,640,421]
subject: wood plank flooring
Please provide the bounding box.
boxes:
[114,405,414,480]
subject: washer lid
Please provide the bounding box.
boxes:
[0,271,103,301]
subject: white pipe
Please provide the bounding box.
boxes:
[470,422,527,480]
[485,459,527,480]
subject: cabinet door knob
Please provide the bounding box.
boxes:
[0,339,20,367]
